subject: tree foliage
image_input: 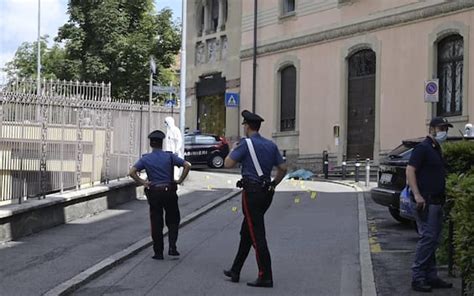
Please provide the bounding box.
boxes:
[439,140,474,295]
[3,36,75,81]
[4,1,181,101]
[56,0,181,100]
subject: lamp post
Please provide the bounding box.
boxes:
[149,55,156,151]
[179,0,187,157]
[252,0,258,112]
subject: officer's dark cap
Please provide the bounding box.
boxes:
[241,110,264,125]
[429,117,453,128]
[148,130,166,140]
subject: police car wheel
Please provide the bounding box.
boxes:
[210,155,224,168]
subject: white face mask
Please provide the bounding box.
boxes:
[435,131,448,143]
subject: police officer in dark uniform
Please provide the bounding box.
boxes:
[223,110,287,288]
[129,130,191,260]
[407,117,453,292]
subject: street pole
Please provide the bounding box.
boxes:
[148,70,153,150]
[170,82,173,115]
[252,0,258,113]
[179,0,187,157]
[149,56,156,153]
[37,0,41,95]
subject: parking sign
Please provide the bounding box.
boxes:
[424,79,439,102]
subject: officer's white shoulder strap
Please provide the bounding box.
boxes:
[245,138,264,177]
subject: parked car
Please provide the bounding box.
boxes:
[184,133,229,168]
[370,136,474,223]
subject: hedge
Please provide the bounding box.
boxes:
[442,140,474,295]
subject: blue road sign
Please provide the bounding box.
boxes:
[165,99,176,107]
[426,82,438,94]
[225,92,239,108]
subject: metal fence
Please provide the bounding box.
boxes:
[0,79,179,204]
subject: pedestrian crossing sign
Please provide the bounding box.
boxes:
[225,92,239,108]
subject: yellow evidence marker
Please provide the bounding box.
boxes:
[294,197,301,204]
[232,206,238,212]
[311,191,317,200]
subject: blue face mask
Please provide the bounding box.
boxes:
[435,131,448,143]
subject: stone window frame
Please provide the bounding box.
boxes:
[196,3,205,37]
[437,34,464,117]
[273,55,300,136]
[279,0,296,19]
[196,0,228,36]
[279,65,297,132]
[427,21,470,124]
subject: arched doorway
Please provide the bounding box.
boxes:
[347,49,376,160]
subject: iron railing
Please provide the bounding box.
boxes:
[0,79,178,204]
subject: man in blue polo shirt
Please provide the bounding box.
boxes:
[406,117,454,292]
[223,110,287,288]
[129,130,191,260]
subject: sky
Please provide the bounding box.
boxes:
[0,0,182,82]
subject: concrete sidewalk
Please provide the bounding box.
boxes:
[0,171,241,296]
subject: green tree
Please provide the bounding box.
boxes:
[3,36,74,80]
[55,0,181,101]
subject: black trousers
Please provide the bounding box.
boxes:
[231,189,274,280]
[145,189,180,255]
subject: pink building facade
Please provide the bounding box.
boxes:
[239,0,474,170]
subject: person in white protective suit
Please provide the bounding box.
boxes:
[464,123,473,137]
[164,117,184,179]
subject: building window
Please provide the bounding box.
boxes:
[199,0,227,35]
[282,0,296,15]
[198,6,205,36]
[222,0,228,30]
[211,0,219,32]
[280,65,296,131]
[348,49,376,77]
[437,34,463,117]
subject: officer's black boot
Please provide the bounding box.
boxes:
[223,269,240,283]
[247,267,273,288]
[411,280,432,292]
[152,241,163,260]
[152,241,164,260]
[247,278,273,288]
[168,224,180,257]
[152,253,164,260]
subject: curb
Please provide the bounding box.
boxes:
[43,189,242,296]
[319,180,377,296]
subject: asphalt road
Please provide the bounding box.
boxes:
[364,192,462,296]
[77,182,361,296]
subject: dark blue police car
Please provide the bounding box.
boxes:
[184,133,229,168]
